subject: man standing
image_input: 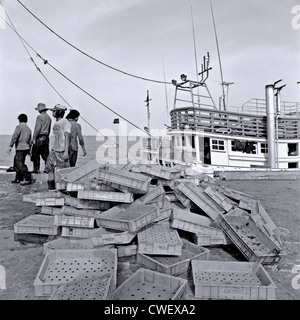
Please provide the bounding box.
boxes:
[31,102,52,173]
[44,104,71,190]
[66,109,86,167]
[7,114,33,185]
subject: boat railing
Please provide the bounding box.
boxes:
[241,98,300,117]
[169,106,300,139]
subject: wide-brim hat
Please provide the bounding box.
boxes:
[35,103,48,112]
[50,104,67,112]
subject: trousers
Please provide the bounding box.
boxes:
[31,135,50,171]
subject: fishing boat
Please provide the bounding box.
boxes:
[141,53,300,171]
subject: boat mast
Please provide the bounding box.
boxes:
[209,0,226,110]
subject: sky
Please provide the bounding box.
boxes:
[0,0,299,136]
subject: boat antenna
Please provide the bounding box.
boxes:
[209,0,226,110]
[191,6,200,105]
[144,90,152,159]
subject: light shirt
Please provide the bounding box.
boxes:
[9,123,32,150]
[33,113,52,141]
[69,120,85,151]
[52,118,71,152]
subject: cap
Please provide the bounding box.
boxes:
[35,103,48,112]
[66,109,80,120]
[49,104,67,111]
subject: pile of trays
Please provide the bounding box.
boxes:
[14,159,285,300]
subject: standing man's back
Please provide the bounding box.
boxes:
[32,103,52,173]
[66,109,86,167]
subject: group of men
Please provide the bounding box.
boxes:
[7,103,86,190]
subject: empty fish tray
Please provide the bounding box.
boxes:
[43,238,95,255]
[90,230,136,246]
[34,248,117,297]
[22,191,64,203]
[61,226,110,238]
[77,190,133,203]
[137,239,210,275]
[114,268,187,300]
[137,222,182,256]
[191,260,276,300]
[216,214,284,264]
[191,231,232,246]
[36,198,65,207]
[60,206,102,219]
[97,204,161,232]
[41,206,63,215]
[64,195,111,210]
[117,244,138,257]
[53,215,95,229]
[14,214,60,235]
[49,273,115,300]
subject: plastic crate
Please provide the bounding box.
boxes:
[43,238,95,255]
[96,204,161,233]
[98,167,151,192]
[77,190,134,203]
[60,206,102,219]
[63,159,107,183]
[61,226,108,238]
[23,191,64,203]
[191,231,232,246]
[204,186,236,212]
[117,244,137,257]
[106,182,147,195]
[114,268,187,300]
[137,239,210,275]
[138,164,182,180]
[41,206,62,215]
[216,214,284,264]
[64,195,111,210]
[137,222,182,256]
[66,182,90,192]
[13,214,60,235]
[90,230,136,246]
[191,260,276,300]
[36,197,65,207]
[153,200,173,223]
[170,208,225,238]
[49,272,115,300]
[53,215,95,229]
[176,182,224,220]
[34,248,117,297]
[134,185,165,207]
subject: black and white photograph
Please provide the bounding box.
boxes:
[0,0,299,306]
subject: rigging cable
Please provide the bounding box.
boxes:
[2,5,197,164]
[17,0,172,85]
[0,5,139,160]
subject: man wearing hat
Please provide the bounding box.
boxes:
[66,109,86,167]
[31,102,52,173]
[44,104,71,190]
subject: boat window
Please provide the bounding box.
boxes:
[261,143,268,154]
[231,140,257,154]
[288,143,298,156]
[212,139,225,151]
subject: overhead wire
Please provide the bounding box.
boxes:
[2,2,198,164]
[17,0,172,85]
[0,5,139,160]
